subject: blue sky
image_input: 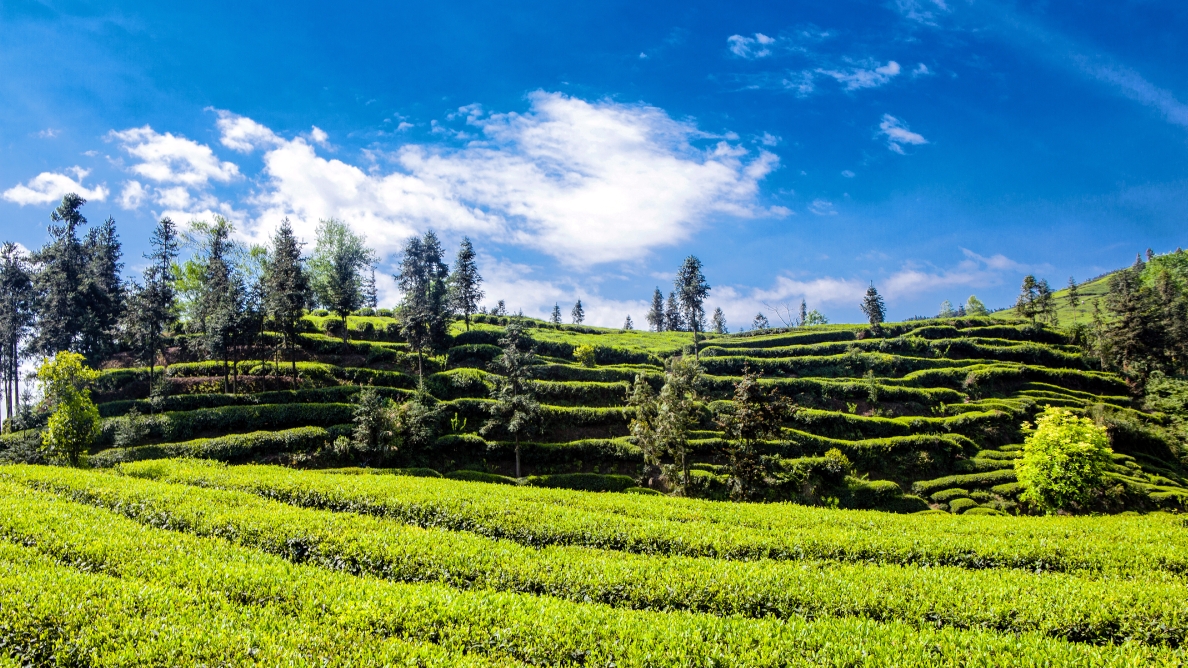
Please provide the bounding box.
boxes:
[2,0,1187,328]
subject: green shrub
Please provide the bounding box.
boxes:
[842,478,904,510]
[1016,407,1113,512]
[525,473,636,493]
[990,482,1022,496]
[623,486,661,495]
[90,426,334,467]
[963,506,1007,516]
[948,497,978,514]
[930,488,969,503]
[912,469,1018,496]
[574,344,597,368]
[444,469,519,485]
[319,466,442,478]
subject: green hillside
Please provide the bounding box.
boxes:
[990,273,1114,326]
[5,311,1183,515]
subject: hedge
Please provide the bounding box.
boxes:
[320,467,443,478]
[444,470,519,485]
[524,473,637,493]
[948,498,979,514]
[98,403,356,447]
[931,488,970,503]
[90,426,336,467]
[912,469,1020,496]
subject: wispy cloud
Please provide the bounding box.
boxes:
[808,198,837,215]
[818,60,901,90]
[727,33,777,59]
[2,167,108,206]
[1076,58,1188,129]
[878,114,928,154]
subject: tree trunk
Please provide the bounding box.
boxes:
[692,322,700,360]
[290,336,298,382]
[514,434,521,479]
[417,350,424,389]
[341,313,349,350]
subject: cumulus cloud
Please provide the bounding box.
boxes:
[2,167,108,206]
[109,126,240,186]
[242,91,779,265]
[878,114,928,153]
[215,110,281,152]
[727,33,777,59]
[817,60,901,90]
[118,180,148,209]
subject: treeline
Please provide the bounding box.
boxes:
[0,194,491,427]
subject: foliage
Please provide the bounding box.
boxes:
[37,351,101,465]
[397,230,451,382]
[674,255,710,357]
[264,218,309,378]
[647,288,665,332]
[573,344,597,367]
[448,237,484,331]
[861,284,886,329]
[481,322,542,477]
[571,299,584,324]
[965,295,988,316]
[654,355,702,493]
[715,367,792,500]
[1015,406,1113,512]
[309,218,375,345]
[0,241,33,427]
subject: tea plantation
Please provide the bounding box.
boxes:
[1,313,1187,664]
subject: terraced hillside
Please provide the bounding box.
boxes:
[6,312,1184,515]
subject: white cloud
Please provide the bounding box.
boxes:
[215,110,282,152]
[895,0,950,26]
[1078,59,1188,129]
[309,126,329,145]
[2,167,108,206]
[841,170,856,178]
[817,60,901,91]
[913,63,931,76]
[884,249,1027,297]
[878,114,928,153]
[36,128,59,139]
[118,180,147,209]
[727,33,776,59]
[244,91,778,265]
[109,126,240,186]
[395,122,414,132]
[808,199,837,215]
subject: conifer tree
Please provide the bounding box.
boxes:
[664,291,684,331]
[654,355,701,493]
[1067,277,1081,309]
[78,216,124,363]
[362,266,378,310]
[861,283,886,330]
[1035,279,1057,326]
[31,194,90,358]
[196,218,245,393]
[264,219,309,380]
[711,307,727,334]
[448,237,483,331]
[0,243,33,426]
[674,255,710,359]
[310,219,375,346]
[480,322,541,477]
[716,366,791,501]
[550,302,562,325]
[798,299,807,327]
[752,312,769,330]
[646,288,665,332]
[626,374,661,486]
[1015,275,1039,322]
[397,230,451,384]
[623,315,633,331]
[1103,265,1166,379]
[571,299,584,324]
[143,217,178,381]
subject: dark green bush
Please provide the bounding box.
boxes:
[97,403,356,447]
[948,497,979,513]
[90,426,333,467]
[524,473,637,493]
[930,488,970,503]
[912,469,1018,496]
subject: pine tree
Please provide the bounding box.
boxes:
[264,219,309,380]
[715,366,791,501]
[480,322,541,477]
[31,194,90,358]
[309,219,375,346]
[752,312,769,330]
[196,218,245,393]
[78,216,124,364]
[860,283,886,330]
[622,315,633,331]
[674,255,710,359]
[1067,277,1081,309]
[448,237,483,331]
[362,266,378,310]
[0,242,33,427]
[549,302,562,325]
[1035,279,1057,326]
[1103,265,1166,379]
[646,288,665,332]
[798,299,807,327]
[664,291,684,331]
[571,299,584,324]
[143,217,178,384]
[711,307,727,334]
[397,231,450,385]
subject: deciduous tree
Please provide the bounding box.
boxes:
[715,367,791,501]
[36,351,100,466]
[396,231,451,385]
[310,219,375,346]
[710,307,727,334]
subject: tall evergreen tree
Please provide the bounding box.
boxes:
[664,291,684,331]
[30,194,90,358]
[143,217,178,383]
[1103,265,1166,379]
[1015,275,1040,321]
[448,237,483,331]
[655,355,701,494]
[622,315,634,331]
[78,216,124,363]
[798,299,807,327]
[711,307,727,334]
[626,373,661,486]
[1067,277,1081,309]
[480,322,541,477]
[938,300,956,318]
[362,266,379,310]
[549,302,562,325]
[396,231,450,384]
[0,243,33,426]
[646,288,665,332]
[1035,278,1057,326]
[860,283,886,330]
[674,255,710,359]
[196,218,245,393]
[264,219,310,380]
[716,367,791,501]
[571,299,584,324]
[309,219,375,346]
